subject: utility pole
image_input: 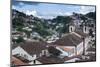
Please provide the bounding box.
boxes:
[82,37,85,55]
[75,46,77,56]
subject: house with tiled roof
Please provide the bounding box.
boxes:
[50,33,83,57]
[11,56,29,66]
[12,19,92,64]
[48,23,91,58]
[12,41,49,64]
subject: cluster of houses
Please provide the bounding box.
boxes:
[11,19,96,66]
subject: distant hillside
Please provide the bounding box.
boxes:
[12,9,96,44]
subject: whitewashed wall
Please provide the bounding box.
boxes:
[77,42,83,55]
[56,46,76,57]
[85,37,91,50]
[12,46,36,61]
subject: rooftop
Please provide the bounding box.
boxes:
[37,55,64,64]
[11,56,29,66]
[52,33,82,46]
[75,30,88,37]
[20,41,47,55]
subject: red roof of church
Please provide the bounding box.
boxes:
[52,33,83,46]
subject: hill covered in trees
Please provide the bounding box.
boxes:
[12,9,96,44]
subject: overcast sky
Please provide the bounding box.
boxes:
[12,0,96,19]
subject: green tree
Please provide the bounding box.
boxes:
[15,36,24,43]
[48,46,62,57]
[86,12,96,20]
[89,29,94,37]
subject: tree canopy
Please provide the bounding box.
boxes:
[48,46,62,57]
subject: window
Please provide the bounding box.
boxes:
[32,55,37,60]
[33,60,36,64]
[85,27,86,31]
[24,54,28,59]
[71,27,72,32]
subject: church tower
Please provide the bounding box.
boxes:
[83,25,89,34]
[69,23,75,33]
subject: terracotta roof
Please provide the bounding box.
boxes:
[37,56,64,64]
[20,41,47,55]
[75,30,88,37]
[52,33,82,46]
[13,55,31,63]
[11,56,28,66]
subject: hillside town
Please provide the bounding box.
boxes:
[11,2,96,66]
[11,9,96,66]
